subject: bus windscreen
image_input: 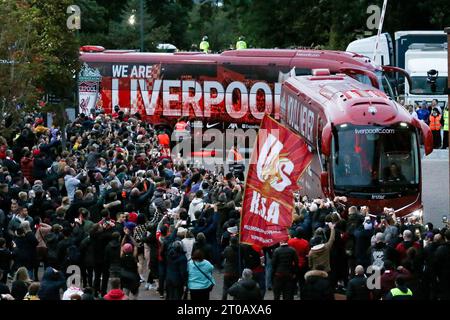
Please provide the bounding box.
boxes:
[332,124,419,194]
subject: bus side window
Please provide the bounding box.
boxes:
[318,118,327,171]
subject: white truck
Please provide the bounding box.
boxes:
[346,31,448,108]
[404,43,448,109]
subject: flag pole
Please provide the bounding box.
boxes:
[373,0,388,62]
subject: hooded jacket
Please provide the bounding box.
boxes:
[228,279,262,300]
[166,247,188,285]
[64,174,82,202]
[38,267,66,300]
[188,198,204,222]
[103,288,128,300]
[308,227,335,272]
[302,270,334,300]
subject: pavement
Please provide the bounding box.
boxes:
[421,148,449,227]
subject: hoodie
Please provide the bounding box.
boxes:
[104,289,128,300]
[308,228,335,272]
[38,267,66,300]
[64,173,82,202]
[188,198,204,222]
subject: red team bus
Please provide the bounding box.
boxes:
[280,69,433,217]
[78,46,404,129]
[78,47,428,216]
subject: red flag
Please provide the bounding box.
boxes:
[240,114,313,247]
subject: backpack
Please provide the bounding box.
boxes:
[66,244,81,266]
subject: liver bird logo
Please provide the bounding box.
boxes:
[256,134,294,192]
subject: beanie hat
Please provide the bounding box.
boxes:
[127,212,138,223]
[124,221,136,232]
[122,243,133,254]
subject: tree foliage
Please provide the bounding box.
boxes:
[0,0,79,137]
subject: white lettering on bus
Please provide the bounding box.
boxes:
[182,80,202,117]
[225,81,249,119]
[203,81,224,118]
[281,92,316,144]
[249,82,272,119]
[163,80,181,117]
[107,72,281,119]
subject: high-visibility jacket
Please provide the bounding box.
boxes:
[199,40,209,53]
[429,115,442,131]
[390,287,413,297]
[175,121,187,131]
[228,147,243,162]
[236,40,247,50]
[444,109,449,131]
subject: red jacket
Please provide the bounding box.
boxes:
[395,241,421,262]
[20,156,34,182]
[104,289,128,300]
[288,238,310,269]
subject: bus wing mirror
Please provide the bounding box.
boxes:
[412,118,433,155]
[382,66,412,91]
[321,123,332,157]
[339,67,379,89]
[320,172,330,196]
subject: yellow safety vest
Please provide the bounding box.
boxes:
[444,109,449,131]
[236,40,247,50]
[199,41,209,53]
[390,288,413,297]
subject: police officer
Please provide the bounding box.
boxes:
[236,36,247,50]
[199,36,210,53]
[384,276,413,300]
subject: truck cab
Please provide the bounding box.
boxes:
[404,43,448,108]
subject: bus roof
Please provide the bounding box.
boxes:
[79,48,382,73]
[283,73,411,127]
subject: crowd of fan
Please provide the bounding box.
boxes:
[0,110,449,301]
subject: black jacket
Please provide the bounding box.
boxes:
[271,244,298,275]
[346,274,371,300]
[2,158,20,176]
[91,230,112,266]
[38,267,66,300]
[302,270,334,300]
[228,279,262,300]
[192,240,213,263]
[80,236,96,267]
[0,247,13,273]
[104,239,121,274]
[13,232,38,269]
[32,157,52,181]
[222,244,239,275]
[434,242,450,299]
[166,250,188,285]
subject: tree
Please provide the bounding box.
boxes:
[0,0,79,138]
[108,0,170,51]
